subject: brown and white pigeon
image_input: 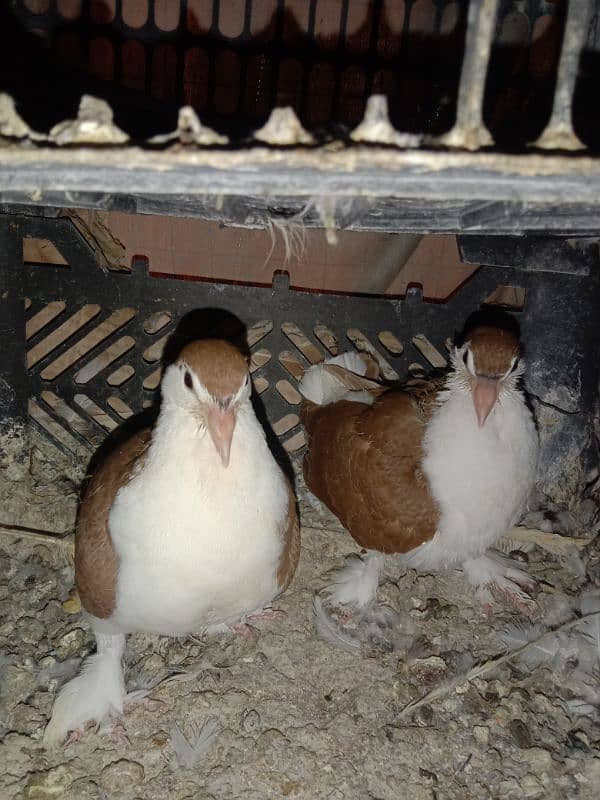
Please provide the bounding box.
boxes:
[44,339,300,746]
[300,325,538,613]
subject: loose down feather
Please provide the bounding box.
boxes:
[170,717,220,770]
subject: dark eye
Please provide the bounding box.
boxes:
[510,358,519,373]
[184,370,193,389]
[462,349,469,365]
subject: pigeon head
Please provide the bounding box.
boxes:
[161,339,250,466]
[458,326,521,427]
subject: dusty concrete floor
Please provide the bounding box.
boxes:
[1,431,600,800]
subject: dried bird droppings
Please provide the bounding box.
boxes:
[1,444,599,799]
[62,589,81,614]
[100,760,145,793]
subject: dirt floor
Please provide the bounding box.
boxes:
[1,430,600,800]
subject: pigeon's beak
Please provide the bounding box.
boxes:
[472,377,500,428]
[206,405,236,467]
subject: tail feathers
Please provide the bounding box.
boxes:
[43,633,125,747]
[325,351,369,376]
[299,351,377,407]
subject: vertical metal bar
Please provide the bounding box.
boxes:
[534,0,593,151]
[521,265,600,506]
[236,0,253,116]
[436,0,499,150]
[331,0,349,120]
[268,0,286,112]
[0,215,29,480]
[175,0,186,108]
[363,0,384,100]
[300,0,318,121]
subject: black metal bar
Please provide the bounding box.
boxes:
[458,234,599,276]
[300,0,318,121]
[534,0,594,150]
[521,267,600,505]
[0,216,29,479]
[436,0,499,150]
[331,0,349,120]
[362,0,384,102]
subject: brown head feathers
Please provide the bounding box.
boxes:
[466,326,519,378]
[178,339,248,399]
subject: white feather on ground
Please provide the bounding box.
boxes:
[539,592,577,628]
[499,620,546,651]
[313,597,360,654]
[578,591,600,672]
[399,609,600,719]
[36,657,81,690]
[324,553,383,609]
[562,550,587,578]
[499,621,560,670]
[169,717,220,770]
[580,590,600,616]
[580,615,600,666]
[563,699,599,721]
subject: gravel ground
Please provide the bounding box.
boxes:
[1,431,600,800]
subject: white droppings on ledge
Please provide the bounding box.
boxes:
[254,107,314,146]
[351,95,422,148]
[49,95,129,146]
[0,93,40,141]
[150,106,229,146]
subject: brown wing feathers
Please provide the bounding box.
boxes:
[302,382,440,554]
[276,479,301,593]
[75,429,151,619]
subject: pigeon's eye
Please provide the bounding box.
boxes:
[184,370,193,390]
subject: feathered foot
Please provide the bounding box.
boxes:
[463,552,537,617]
[43,632,126,748]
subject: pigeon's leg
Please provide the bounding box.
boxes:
[204,606,287,638]
[463,552,537,617]
[229,623,255,638]
[204,621,259,638]
[102,716,130,745]
[63,726,87,747]
[324,551,384,611]
[245,607,287,624]
[43,631,126,747]
[124,690,165,713]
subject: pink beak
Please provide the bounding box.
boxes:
[206,406,236,467]
[472,377,500,428]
